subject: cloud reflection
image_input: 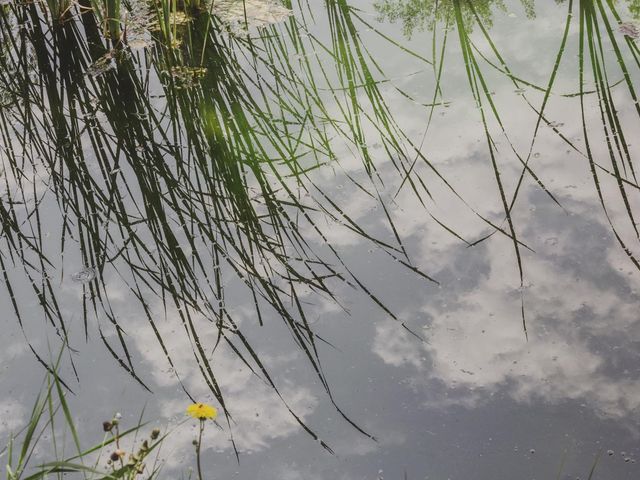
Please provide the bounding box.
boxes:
[128,306,319,456]
[373,189,640,420]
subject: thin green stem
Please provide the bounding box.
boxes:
[196,420,204,480]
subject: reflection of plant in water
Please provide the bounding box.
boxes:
[0,0,431,452]
[1,0,640,459]
[372,0,640,335]
[374,0,536,36]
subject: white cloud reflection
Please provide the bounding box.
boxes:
[306,0,640,426]
[128,306,319,457]
[373,190,640,420]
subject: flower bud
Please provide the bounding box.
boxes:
[103,421,113,432]
[110,450,123,462]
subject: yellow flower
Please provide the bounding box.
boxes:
[186,403,217,420]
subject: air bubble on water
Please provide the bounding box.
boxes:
[608,450,614,456]
[72,267,96,283]
[529,449,535,454]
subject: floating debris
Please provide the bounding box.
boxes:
[123,1,153,49]
[148,10,192,34]
[86,51,116,78]
[166,11,191,26]
[167,66,208,89]
[619,22,639,39]
[212,0,292,36]
[72,267,97,283]
[126,38,151,50]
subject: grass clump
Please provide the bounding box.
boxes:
[1,363,171,480]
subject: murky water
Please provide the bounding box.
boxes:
[1,0,640,478]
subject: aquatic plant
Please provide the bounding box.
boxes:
[0,0,433,452]
[1,0,639,458]
[1,353,168,480]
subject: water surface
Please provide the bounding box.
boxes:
[1,0,640,478]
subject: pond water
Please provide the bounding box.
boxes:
[1,0,640,479]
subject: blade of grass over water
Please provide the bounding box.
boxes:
[1,0,640,459]
[451,0,529,334]
[0,0,444,448]
[577,0,640,272]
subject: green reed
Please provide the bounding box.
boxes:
[2,355,169,480]
[0,0,439,451]
[1,0,639,454]
[105,0,121,40]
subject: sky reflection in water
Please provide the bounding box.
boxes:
[1,0,640,479]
